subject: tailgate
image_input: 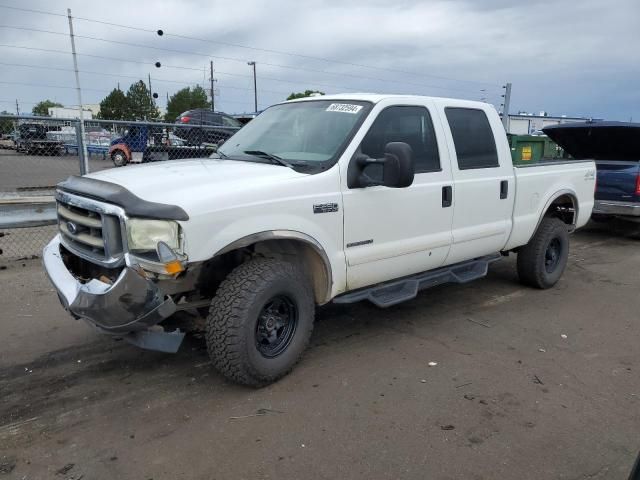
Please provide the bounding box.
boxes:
[593,161,640,201]
[543,122,640,202]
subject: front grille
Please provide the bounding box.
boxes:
[57,196,124,265]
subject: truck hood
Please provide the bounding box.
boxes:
[543,121,640,161]
[84,158,308,211]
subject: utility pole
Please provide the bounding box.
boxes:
[67,8,89,175]
[148,73,154,106]
[14,99,19,140]
[501,82,512,131]
[210,60,215,111]
[247,61,257,113]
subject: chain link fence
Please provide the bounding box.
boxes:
[0,112,241,267]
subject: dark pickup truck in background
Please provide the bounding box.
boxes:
[544,121,640,222]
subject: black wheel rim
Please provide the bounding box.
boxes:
[545,237,562,273]
[255,295,298,358]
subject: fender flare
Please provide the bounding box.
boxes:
[535,188,579,233]
[215,230,333,304]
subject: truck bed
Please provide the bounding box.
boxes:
[505,160,596,249]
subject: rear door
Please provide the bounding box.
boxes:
[438,104,514,265]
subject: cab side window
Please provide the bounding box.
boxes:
[359,106,441,178]
[445,108,499,170]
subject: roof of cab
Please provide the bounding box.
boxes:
[285,93,492,109]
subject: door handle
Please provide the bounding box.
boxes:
[442,186,452,207]
[500,180,508,199]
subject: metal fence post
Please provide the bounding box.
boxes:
[67,8,89,175]
[76,120,88,175]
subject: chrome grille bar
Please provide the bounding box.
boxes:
[57,204,102,228]
[55,190,126,267]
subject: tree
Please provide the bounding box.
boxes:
[165,85,210,121]
[0,111,14,135]
[125,80,160,120]
[32,100,63,116]
[98,88,130,120]
[286,90,325,100]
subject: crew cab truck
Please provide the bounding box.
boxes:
[43,94,595,386]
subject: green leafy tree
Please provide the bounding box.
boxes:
[32,100,63,116]
[0,111,14,135]
[125,80,160,120]
[165,85,210,121]
[286,90,325,100]
[98,88,130,120]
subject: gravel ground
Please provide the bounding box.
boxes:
[0,223,639,480]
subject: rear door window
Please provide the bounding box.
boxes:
[445,108,499,170]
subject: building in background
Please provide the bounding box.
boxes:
[48,106,95,120]
[507,112,602,135]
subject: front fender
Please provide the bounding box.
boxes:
[181,211,345,299]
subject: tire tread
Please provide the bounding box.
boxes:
[205,258,314,386]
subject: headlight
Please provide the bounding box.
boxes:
[127,218,180,252]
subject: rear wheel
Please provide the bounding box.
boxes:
[111,149,128,167]
[517,217,569,289]
[205,258,315,386]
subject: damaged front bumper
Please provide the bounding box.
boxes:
[43,235,184,352]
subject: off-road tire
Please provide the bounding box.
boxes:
[517,217,569,289]
[206,258,315,387]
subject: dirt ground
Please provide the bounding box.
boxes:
[1,223,639,480]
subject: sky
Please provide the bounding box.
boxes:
[0,0,638,120]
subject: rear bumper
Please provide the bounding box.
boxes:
[43,235,177,334]
[593,200,640,217]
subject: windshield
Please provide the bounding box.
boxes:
[216,100,371,169]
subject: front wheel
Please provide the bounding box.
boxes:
[111,149,128,167]
[205,258,315,386]
[517,217,569,289]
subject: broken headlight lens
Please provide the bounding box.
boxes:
[126,218,180,253]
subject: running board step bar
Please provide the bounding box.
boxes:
[334,253,502,308]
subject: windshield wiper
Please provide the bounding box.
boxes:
[243,150,297,169]
[210,149,228,159]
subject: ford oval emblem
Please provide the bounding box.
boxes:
[66,221,78,235]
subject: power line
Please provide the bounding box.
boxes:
[0,61,295,95]
[0,80,107,92]
[0,3,500,87]
[0,43,464,97]
[0,22,499,94]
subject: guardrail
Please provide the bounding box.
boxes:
[0,195,57,264]
[0,196,56,229]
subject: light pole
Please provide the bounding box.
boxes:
[247,61,257,113]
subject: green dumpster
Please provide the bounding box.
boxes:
[508,134,565,165]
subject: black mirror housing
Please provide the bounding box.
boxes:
[382,142,414,188]
[347,141,415,189]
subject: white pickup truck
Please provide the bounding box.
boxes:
[43,94,595,386]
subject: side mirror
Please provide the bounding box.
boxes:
[348,142,415,189]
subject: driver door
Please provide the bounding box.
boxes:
[341,102,454,290]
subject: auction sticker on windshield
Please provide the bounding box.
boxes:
[326,103,363,114]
